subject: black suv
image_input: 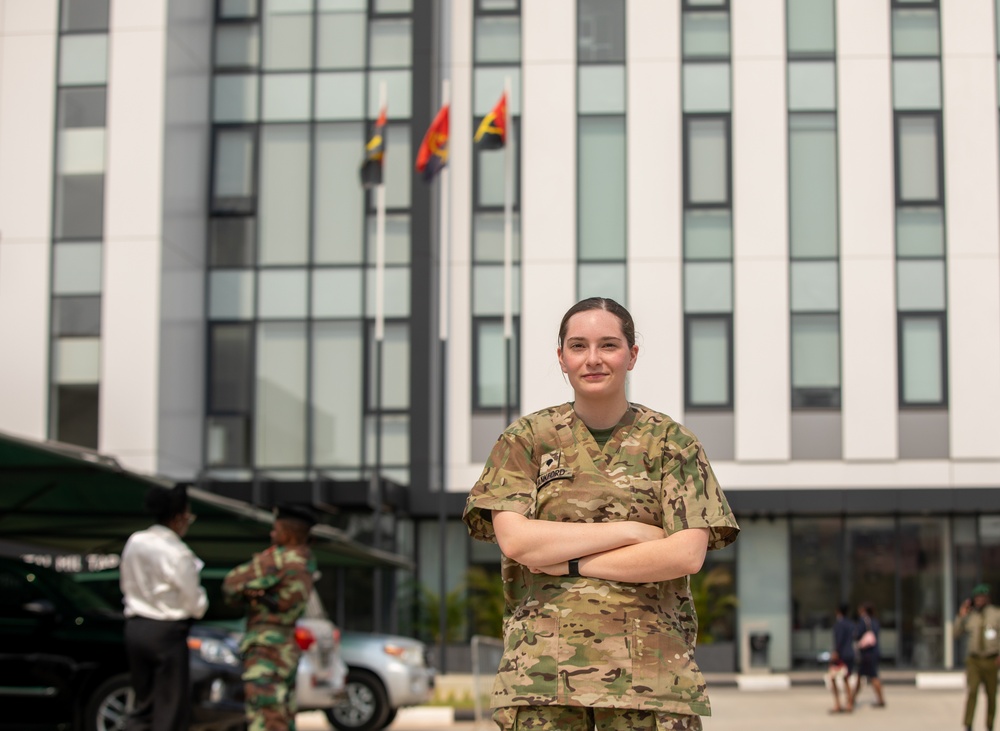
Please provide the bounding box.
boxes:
[0,557,245,731]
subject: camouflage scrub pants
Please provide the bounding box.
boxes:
[493,705,702,731]
[243,643,299,731]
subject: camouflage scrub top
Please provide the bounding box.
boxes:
[463,403,739,716]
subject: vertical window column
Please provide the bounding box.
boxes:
[50,0,111,449]
[681,0,732,410]
[471,0,522,414]
[577,0,627,303]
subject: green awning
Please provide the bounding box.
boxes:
[0,430,412,570]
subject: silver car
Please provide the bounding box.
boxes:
[294,591,348,710]
[325,632,436,731]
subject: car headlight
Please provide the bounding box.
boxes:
[189,636,241,668]
[384,643,424,667]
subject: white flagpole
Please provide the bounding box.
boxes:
[375,81,388,344]
[371,80,387,632]
[502,77,514,426]
[439,80,451,343]
[436,78,451,673]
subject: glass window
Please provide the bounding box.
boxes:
[258,269,308,318]
[786,0,835,55]
[686,316,731,407]
[317,11,366,69]
[578,0,626,62]
[61,0,110,31]
[262,3,313,70]
[59,88,106,128]
[368,70,412,118]
[789,517,843,667]
[472,264,521,316]
[261,73,311,121]
[578,65,626,114]
[473,212,522,262]
[312,321,363,465]
[212,128,256,213]
[314,123,365,264]
[54,337,100,384]
[206,416,250,466]
[365,214,411,264]
[896,207,944,256]
[320,0,365,9]
[53,243,102,295]
[791,261,839,312]
[382,124,412,209]
[220,0,260,17]
[210,218,256,267]
[897,259,946,311]
[476,127,520,208]
[683,12,730,58]
[844,518,898,646]
[480,0,519,9]
[892,9,940,56]
[578,262,626,304]
[789,114,838,258]
[474,319,519,409]
[258,125,309,264]
[53,384,99,449]
[58,129,105,175]
[365,266,410,317]
[684,262,733,313]
[313,269,364,317]
[52,296,101,336]
[474,67,521,115]
[213,75,259,122]
[315,72,366,119]
[898,517,945,667]
[788,61,836,111]
[370,19,412,68]
[215,24,260,68]
[900,315,944,404]
[55,174,104,239]
[686,117,729,205]
[375,0,411,11]
[59,35,108,86]
[209,324,253,412]
[893,60,941,110]
[578,116,626,261]
[370,322,410,410]
[791,314,840,388]
[897,115,940,203]
[683,63,731,113]
[255,322,307,466]
[684,210,732,259]
[209,270,255,319]
[475,16,520,63]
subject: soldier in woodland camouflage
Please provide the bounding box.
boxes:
[223,504,317,731]
[464,297,739,731]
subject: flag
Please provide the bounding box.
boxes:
[474,92,507,150]
[360,105,387,188]
[415,104,449,182]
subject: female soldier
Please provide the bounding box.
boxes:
[464,297,739,731]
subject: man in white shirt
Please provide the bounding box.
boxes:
[120,484,208,731]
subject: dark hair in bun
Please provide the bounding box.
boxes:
[145,484,189,524]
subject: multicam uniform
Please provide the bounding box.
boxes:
[223,545,314,731]
[464,403,739,730]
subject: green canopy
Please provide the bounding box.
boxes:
[0,430,412,570]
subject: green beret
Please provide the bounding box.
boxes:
[973,583,992,597]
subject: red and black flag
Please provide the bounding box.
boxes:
[415,104,449,182]
[474,92,507,150]
[360,105,387,188]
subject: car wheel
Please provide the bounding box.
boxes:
[324,669,391,731]
[84,674,134,731]
[382,707,397,727]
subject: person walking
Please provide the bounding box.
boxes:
[954,583,1000,731]
[828,603,855,713]
[851,602,886,708]
[223,504,317,731]
[120,484,208,731]
[463,297,740,731]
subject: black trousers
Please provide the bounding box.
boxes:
[124,617,192,731]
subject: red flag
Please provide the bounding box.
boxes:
[474,92,507,150]
[415,104,449,182]
[360,105,387,188]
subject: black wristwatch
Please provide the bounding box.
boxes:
[567,558,581,577]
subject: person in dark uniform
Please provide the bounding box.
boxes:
[828,603,855,713]
[955,583,1000,731]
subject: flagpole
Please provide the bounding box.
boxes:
[437,79,451,673]
[502,77,514,428]
[371,80,387,633]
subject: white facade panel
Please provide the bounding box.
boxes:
[520,0,576,417]
[941,0,1000,459]
[837,0,897,461]
[0,7,56,439]
[732,0,789,462]
[627,0,683,415]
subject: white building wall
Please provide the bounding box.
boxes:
[731,0,790,462]
[941,0,1000,460]
[837,0,898,462]
[0,0,57,440]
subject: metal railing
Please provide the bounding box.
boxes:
[470,634,504,729]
